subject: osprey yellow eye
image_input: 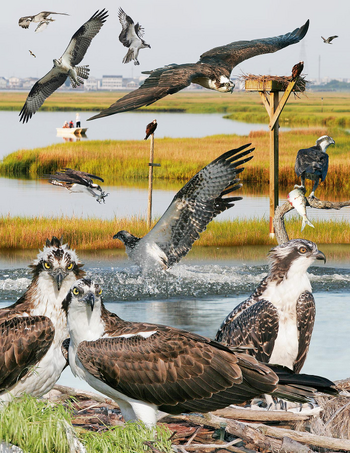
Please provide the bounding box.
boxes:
[44,262,51,269]
[73,287,80,295]
[299,247,307,254]
[67,263,73,270]
[98,288,102,295]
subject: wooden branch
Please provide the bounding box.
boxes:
[52,384,120,409]
[273,197,350,245]
[212,406,310,422]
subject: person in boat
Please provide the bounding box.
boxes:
[63,121,69,128]
[75,113,81,128]
[69,120,74,128]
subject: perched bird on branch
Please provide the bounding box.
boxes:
[47,168,109,203]
[88,20,309,120]
[0,237,84,402]
[321,35,338,44]
[294,135,335,198]
[291,61,304,80]
[18,11,69,30]
[19,9,108,123]
[114,144,254,271]
[118,7,151,65]
[144,119,157,140]
[64,278,338,427]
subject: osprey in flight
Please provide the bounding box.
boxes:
[47,168,109,203]
[144,119,157,140]
[19,9,108,123]
[0,237,84,402]
[18,11,69,30]
[216,240,326,374]
[64,278,337,427]
[294,135,335,198]
[114,144,254,270]
[118,7,151,65]
[88,20,309,120]
[321,35,338,44]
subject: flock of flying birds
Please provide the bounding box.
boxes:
[1,8,343,431]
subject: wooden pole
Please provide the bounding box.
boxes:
[147,134,155,229]
[269,91,279,237]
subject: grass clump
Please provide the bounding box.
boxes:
[0,395,72,453]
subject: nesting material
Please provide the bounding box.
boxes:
[241,73,308,93]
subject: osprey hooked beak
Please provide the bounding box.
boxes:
[315,250,326,263]
[52,269,68,291]
[83,292,95,312]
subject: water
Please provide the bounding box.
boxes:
[0,110,274,160]
[0,258,349,392]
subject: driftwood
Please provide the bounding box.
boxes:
[274,196,350,245]
[212,406,310,422]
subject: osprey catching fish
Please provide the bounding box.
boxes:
[114,144,254,271]
[64,278,338,427]
[118,7,151,65]
[88,20,309,120]
[19,9,108,123]
[18,11,69,30]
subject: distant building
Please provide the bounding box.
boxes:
[22,77,38,89]
[84,77,99,91]
[9,77,22,89]
[100,75,123,90]
[0,77,8,89]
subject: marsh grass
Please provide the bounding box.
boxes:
[1,216,349,250]
[1,128,349,192]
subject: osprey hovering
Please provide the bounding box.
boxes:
[216,240,326,374]
[118,7,151,65]
[144,119,157,140]
[18,11,69,30]
[294,135,335,198]
[321,35,338,44]
[88,20,309,120]
[64,278,337,427]
[0,237,84,402]
[47,168,109,203]
[114,144,254,270]
[19,9,108,123]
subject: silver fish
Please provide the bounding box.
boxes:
[287,188,314,231]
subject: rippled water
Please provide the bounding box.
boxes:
[0,259,349,388]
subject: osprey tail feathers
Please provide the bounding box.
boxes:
[122,48,136,64]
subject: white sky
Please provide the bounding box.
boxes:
[1,0,349,81]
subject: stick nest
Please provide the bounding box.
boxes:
[240,72,308,92]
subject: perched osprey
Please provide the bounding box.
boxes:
[47,168,109,203]
[216,240,326,373]
[118,7,151,65]
[291,61,304,81]
[321,35,338,44]
[18,11,69,30]
[294,135,335,198]
[114,144,254,270]
[64,278,337,427]
[0,237,84,402]
[144,119,157,140]
[19,9,108,123]
[88,20,309,120]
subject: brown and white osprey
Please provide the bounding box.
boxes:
[118,7,151,65]
[47,168,109,203]
[88,20,309,120]
[321,35,338,44]
[0,237,84,402]
[19,9,108,123]
[114,144,254,271]
[216,240,326,374]
[291,61,304,81]
[18,11,69,30]
[144,119,157,140]
[64,278,337,427]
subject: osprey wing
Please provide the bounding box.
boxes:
[200,20,309,72]
[36,12,69,20]
[0,316,54,393]
[76,326,279,412]
[88,63,210,120]
[61,9,108,67]
[216,298,279,364]
[63,168,104,183]
[144,144,254,267]
[118,8,135,47]
[19,67,67,123]
[295,147,326,177]
[294,292,315,373]
[18,16,33,28]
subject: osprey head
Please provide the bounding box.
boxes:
[113,230,140,249]
[216,76,235,93]
[62,278,102,316]
[316,135,335,152]
[31,236,85,291]
[268,239,326,283]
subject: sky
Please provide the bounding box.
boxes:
[1,0,349,82]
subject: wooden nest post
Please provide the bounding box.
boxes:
[244,75,305,237]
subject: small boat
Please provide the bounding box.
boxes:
[56,127,88,136]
